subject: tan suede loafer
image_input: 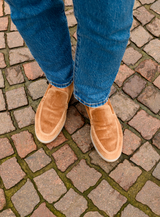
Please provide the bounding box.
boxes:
[85,99,123,162]
[35,83,73,143]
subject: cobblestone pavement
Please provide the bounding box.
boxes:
[0,0,160,216]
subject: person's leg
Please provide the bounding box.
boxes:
[73,0,134,162]
[5,0,74,143]
[73,0,134,107]
[5,0,73,87]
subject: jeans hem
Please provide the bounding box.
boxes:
[46,77,73,88]
[74,91,110,108]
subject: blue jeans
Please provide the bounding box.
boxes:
[6,0,134,107]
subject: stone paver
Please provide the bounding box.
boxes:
[123,129,141,155]
[136,181,160,216]
[135,59,159,82]
[65,106,84,134]
[72,124,92,153]
[11,131,37,158]
[0,112,15,135]
[110,159,142,191]
[23,61,44,80]
[52,144,77,172]
[0,1,160,216]
[11,179,40,216]
[138,85,160,113]
[5,66,24,85]
[130,142,160,171]
[129,110,160,139]
[27,79,48,100]
[0,189,6,210]
[152,162,160,180]
[6,87,28,110]
[121,204,148,217]
[144,39,160,63]
[88,180,127,217]
[54,188,87,217]
[0,137,14,159]
[67,159,102,192]
[123,74,146,99]
[34,169,67,203]
[13,106,35,128]
[25,148,51,172]
[110,91,140,121]
[0,157,25,189]
[115,64,135,87]
[0,209,16,217]
[30,203,56,217]
[122,47,142,65]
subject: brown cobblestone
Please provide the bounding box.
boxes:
[10,21,17,31]
[23,61,44,80]
[11,131,37,158]
[146,17,160,37]
[0,89,6,111]
[123,74,146,99]
[0,53,6,68]
[154,75,160,89]
[4,2,10,15]
[11,179,40,216]
[6,87,28,110]
[135,59,159,82]
[133,0,141,9]
[89,150,121,173]
[121,204,148,217]
[46,132,67,149]
[34,169,67,203]
[54,188,87,217]
[75,103,89,119]
[88,180,127,217]
[84,212,103,217]
[0,189,6,210]
[0,70,4,88]
[0,112,15,135]
[7,32,23,48]
[123,129,141,155]
[25,148,51,172]
[152,162,160,179]
[136,180,160,215]
[9,47,34,65]
[65,106,84,134]
[27,79,48,100]
[133,6,155,25]
[0,0,3,17]
[110,159,142,191]
[52,144,77,172]
[130,26,153,47]
[122,47,142,65]
[144,39,160,63]
[115,64,135,87]
[150,0,160,15]
[110,91,140,121]
[66,11,77,27]
[138,85,160,113]
[0,33,5,49]
[14,106,35,128]
[65,0,73,6]
[153,131,160,149]
[0,17,8,31]
[0,209,16,217]
[131,142,160,171]
[131,19,139,31]
[5,66,24,85]
[129,110,160,140]
[109,85,117,97]
[31,203,56,217]
[0,138,14,160]
[0,157,25,189]
[139,0,155,4]
[67,159,101,192]
[72,124,93,153]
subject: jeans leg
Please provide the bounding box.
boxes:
[73,0,134,107]
[5,0,73,88]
